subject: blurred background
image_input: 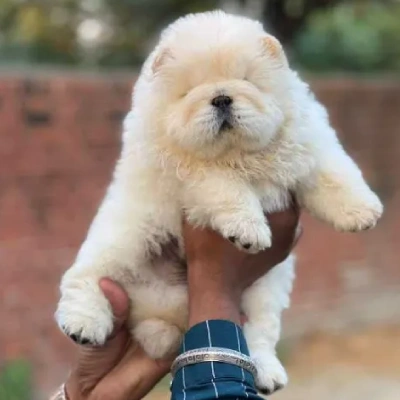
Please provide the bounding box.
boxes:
[0,0,399,399]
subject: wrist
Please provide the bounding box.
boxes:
[188,261,242,327]
[188,293,241,327]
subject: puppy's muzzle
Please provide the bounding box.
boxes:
[211,95,234,131]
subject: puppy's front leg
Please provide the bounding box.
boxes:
[293,92,383,232]
[183,174,271,253]
[298,143,383,232]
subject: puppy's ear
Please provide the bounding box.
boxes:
[151,47,173,74]
[260,35,288,67]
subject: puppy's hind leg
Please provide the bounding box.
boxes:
[134,318,183,359]
[242,255,295,394]
[56,160,181,347]
[56,268,115,346]
[130,274,188,359]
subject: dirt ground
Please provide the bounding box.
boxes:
[146,325,400,400]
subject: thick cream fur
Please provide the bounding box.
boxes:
[56,11,383,393]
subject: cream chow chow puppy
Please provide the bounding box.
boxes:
[56,11,383,393]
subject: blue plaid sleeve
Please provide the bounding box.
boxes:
[170,320,262,400]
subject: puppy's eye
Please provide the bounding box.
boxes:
[179,90,190,99]
[244,77,257,87]
[244,76,256,86]
[244,77,264,91]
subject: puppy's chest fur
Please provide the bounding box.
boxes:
[161,134,315,195]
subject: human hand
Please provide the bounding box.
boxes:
[60,203,300,398]
[183,202,301,326]
[63,278,171,400]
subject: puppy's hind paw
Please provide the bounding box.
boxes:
[134,318,183,359]
[56,285,114,347]
[253,353,288,395]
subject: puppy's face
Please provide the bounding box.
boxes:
[146,24,290,158]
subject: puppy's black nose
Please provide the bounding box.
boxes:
[211,95,233,109]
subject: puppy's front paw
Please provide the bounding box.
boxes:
[253,353,288,395]
[134,318,183,359]
[219,219,272,254]
[331,192,383,232]
[56,284,113,346]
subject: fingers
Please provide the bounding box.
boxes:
[267,205,300,232]
[90,345,171,400]
[65,281,133,398]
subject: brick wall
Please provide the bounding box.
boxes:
[0,75,399,396]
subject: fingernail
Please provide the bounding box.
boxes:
[295,223,302,240]
[292,223,303,248]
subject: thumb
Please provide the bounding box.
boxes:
[99,278,130,334]
[65,279,131,398]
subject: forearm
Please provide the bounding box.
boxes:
[171,262,262,400]
[188,260,242,327]
[171,320,261,400]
